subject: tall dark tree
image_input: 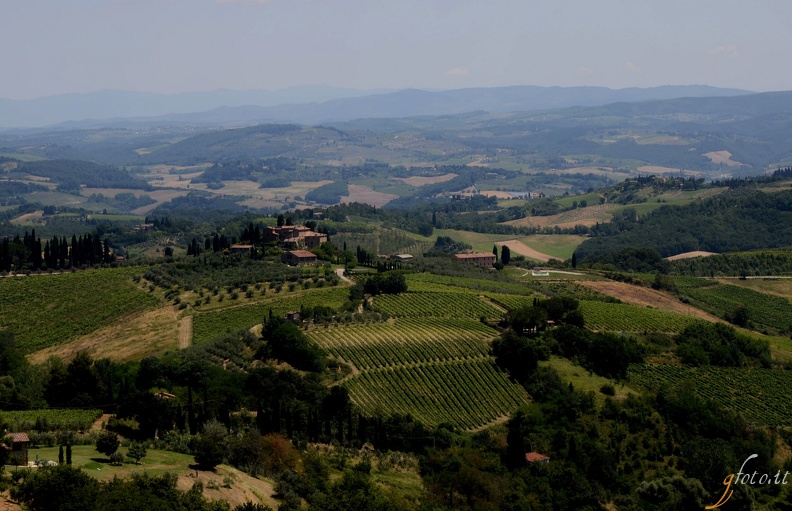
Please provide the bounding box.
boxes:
[501,245,511,265]
[96,430,121,458]
[505,411,527,470]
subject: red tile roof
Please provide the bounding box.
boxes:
[288,250,316,258]
[7,433,29,443]
[525,451,550,463]
[454,253,496,259]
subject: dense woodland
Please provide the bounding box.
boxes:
[578,188,792,260]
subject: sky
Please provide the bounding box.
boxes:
[2,0,791,100]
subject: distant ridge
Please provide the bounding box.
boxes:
[0,84,752,129]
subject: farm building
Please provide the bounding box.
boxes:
[391,254,414,261]
[230,244,254,254]
[304,232,328,249]
[452,253,496,267]
[525,451,550,464]
[6,432,30,465]
[264,225,328,249]
[282,250,318,266]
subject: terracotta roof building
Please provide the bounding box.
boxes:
[452,253,496,267]
[6,432,29,465]
[282,250,318,266]
[525,451,550,464]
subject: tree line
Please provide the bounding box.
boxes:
[0,229,113,273]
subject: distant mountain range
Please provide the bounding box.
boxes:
[0,84,752,129]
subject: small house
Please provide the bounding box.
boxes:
[282,250,317,266]
[230,244,254,254]
[525,451,550,465]
[7,432,29,465]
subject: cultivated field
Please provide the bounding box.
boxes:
[341,184,399,207]
[629,365,792,426]
[703,150,744,167]
[580,301,703,333]
[504,203,619,229]
[312,319,528,431]
[666,251,718,261]
[29,305,181,364]
[575,280,723,323]
[2,409,102,432]
[1,268,161,354]
[495,240,560,262]
[192,287,350,345]
[371,292,502,320]
[393,173,457,186]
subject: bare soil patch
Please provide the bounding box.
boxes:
[28,306,180,364]
[10,211,43,223]
[576,281,722,323]
[341,185,399,207]
[496,240,560,262]
[666,251,718,261]
[92,413,113,431]
[394,173,457,186]
[176,465,279,510]
[0,493,22,510]
[704,150,744,167]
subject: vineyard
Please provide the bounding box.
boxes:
[308,318,497,370]
[629,364,792,426]
[309,317,528,429]
[486,293,538,312]
[1,409,103,432]
[371,292,502,320]
[0,267,160,352]
[192,287,349,344]
[580,301,702,333]
[405,273,537,296]
[681,283,792,331]
[343,359,530,430]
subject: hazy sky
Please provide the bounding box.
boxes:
[2,0,790,100]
